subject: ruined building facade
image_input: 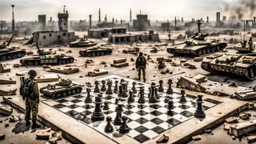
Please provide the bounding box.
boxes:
[133,14,151,31]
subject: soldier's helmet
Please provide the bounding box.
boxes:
[139,52,143,56]
[28,70,37,76]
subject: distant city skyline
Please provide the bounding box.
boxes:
[0,0,246,22]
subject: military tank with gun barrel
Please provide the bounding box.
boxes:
[36,44,56,55]
[167,20,227,56]
[69,38,97,47]
[234,37,255,53]
[0,34,26,61]
[201,53,256,80]
[20,54,74,66]
[79,46,112,57]
[40,78,82,99]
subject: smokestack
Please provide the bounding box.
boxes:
[63,5,65,13]
[207,16,209,23]
[89,14,92,29]
[112,18,114,24]
[98,8,101,23]
[130,9,132,23]
[104,15,107,22]
[216,12,221,27]
[11,5,15,33]
[174,16,177,30]
[197,20,202,33]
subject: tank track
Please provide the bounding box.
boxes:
[69,43,97,47]
[40,85,82,99]
[79,50,112,57]
[0,50,26,61]
[20,57,74,66]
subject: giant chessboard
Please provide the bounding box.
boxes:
[42,75,223,143]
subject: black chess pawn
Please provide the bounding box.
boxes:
[155,87,159,99]
[164,96,170,103]
[104,116,114,133]
[94,80,100,93]
[101,80,106,91]
[148,87,151,98]
[166,79,173,94]
[132,82,137,94]
[194,94,206,118]
[149,82,159,103]
[119,116,130,134]
[114,80,118,93]
[85,88,93,103]
[167,100,175,116]
[128,91,135,103]
[115,98,120,105]
[91,96,105,122]
[138,88,146,103]
[106,80,113,95]
[158,80,164,92]
[103,101,110,110]
[114,104,123,125]
[180,89,187,103]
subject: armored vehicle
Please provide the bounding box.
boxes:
[234,37,255,53]
[40,79,82,99]
[36,44,56,55]
[69,38,97,47]
[167,20,227,56]
[20,54,74,66]
[0,34,26,61]
[201,53,256,80]
[79,46,112,57]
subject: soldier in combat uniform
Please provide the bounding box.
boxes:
[136,52,147,82]
[24,70,41,129]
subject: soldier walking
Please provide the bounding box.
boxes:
[136,52,147,82]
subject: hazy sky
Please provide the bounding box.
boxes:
[0,0,234,21]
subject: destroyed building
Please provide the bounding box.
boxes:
[38,15,46,30]
[88,27,127,38]
[108,30,160,44]
[133,13,151,31]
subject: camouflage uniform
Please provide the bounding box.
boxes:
[136,55,147,80]
[25,78,39,122]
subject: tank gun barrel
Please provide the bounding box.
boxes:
[7,34,15,46]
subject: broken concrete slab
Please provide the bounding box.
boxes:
[36,128,53,139]
[49,131,62,143]
[176,76,207,93]
[111,58,129,68]
[225,117,239,123]
[0,88,17,96]
[0,105,13,116]
[192,74,207,84]
[16,71,28,76]
[235,88,256,100]
[47,66,79,74]
[88,68,108,77]
[36,74,59,83]
[192,135,201,141]
[247,135,256,143]
[239,112,251,120]
[229,119,256,137]
[0,77,16,84]
[193,57,203,62]
[0,63,10,73]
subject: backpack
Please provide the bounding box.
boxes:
[20,78,34,99]
[137,56,146,66]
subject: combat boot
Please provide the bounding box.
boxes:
[25,120,31,126]
[32,121,41,129]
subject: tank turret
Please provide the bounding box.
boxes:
[235,37,255,53]
[79,46,112,57]
[69,38,97,47]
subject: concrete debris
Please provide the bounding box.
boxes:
[9,115,19,122]
[170,62,179,67]
[0,134,5,140]
[229,119,256,137]
[247,136,256,143]
[205,129,212,134]
[248,102,256,110]
[225,117,239,123]
[48,66,79,74]
[192,135,201,141]
[88,69,109,77]
[229,82,238,87]
[66,50,72,53]
[49,131,62,143]
[36,128,53,139]
[150,47,158,53]
[177,76,207,93]
[235,88,256,100]
[157,57,165,69]
[36,74,59,83]
[0,105,13,116]
[4,124,9,127]
[13,64,20,68]
[232,136,236,140]
[213,91,230,97]
[85,59,94,64]
[111,58,129,68]
[239,112,251,120]
[194,57,203,62]
[0,77,16,84]
[0,63,10,73]
[16,71,28,76]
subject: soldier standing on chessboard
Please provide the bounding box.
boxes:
[135,52,147,82]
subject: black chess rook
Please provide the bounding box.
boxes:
[194,94,206,118]
[91,96,105,122]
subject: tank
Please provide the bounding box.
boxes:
[36,44,56,55]
[79,46,112,57]
[201,53,256,80]
[20,54,74,66]
[167,20,227,56]
[69,38,97,47]
[234,37,255,53]
[40,79,82,99]
[0,34,26,61]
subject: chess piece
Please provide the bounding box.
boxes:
[132,82,137,94]
[115,98,120,104]
[101,80,106,91]
[180,89,187,103]
[119,116,130,134]
[94,80,100,93]
[148,87,151,98]
[158,80,164,92]
[114,80,118,93]
[138,87,146,103]
[106,80,113,95]
[149,82,159,103]
[104,116,114,133]
[155,87,159,99]
[166,79,173,94]
[85,88,92,103]
[194,94,206,118]
[167,100,175,116]
[114,104,123,125]
[91,96,105,122]
[156,135,169,143]
[164,96,170,103]
[118,81,128,97]
[128,91,135,103]
[98,93,103,97]
[103,101,110,110]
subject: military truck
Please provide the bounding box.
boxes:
[167,20,227,56]
[20,54,74,66]
[40,79,82,99]
[0,34,26,61]
[69,38,97,47]
[201,53,256,80]
[79,46,112,57]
